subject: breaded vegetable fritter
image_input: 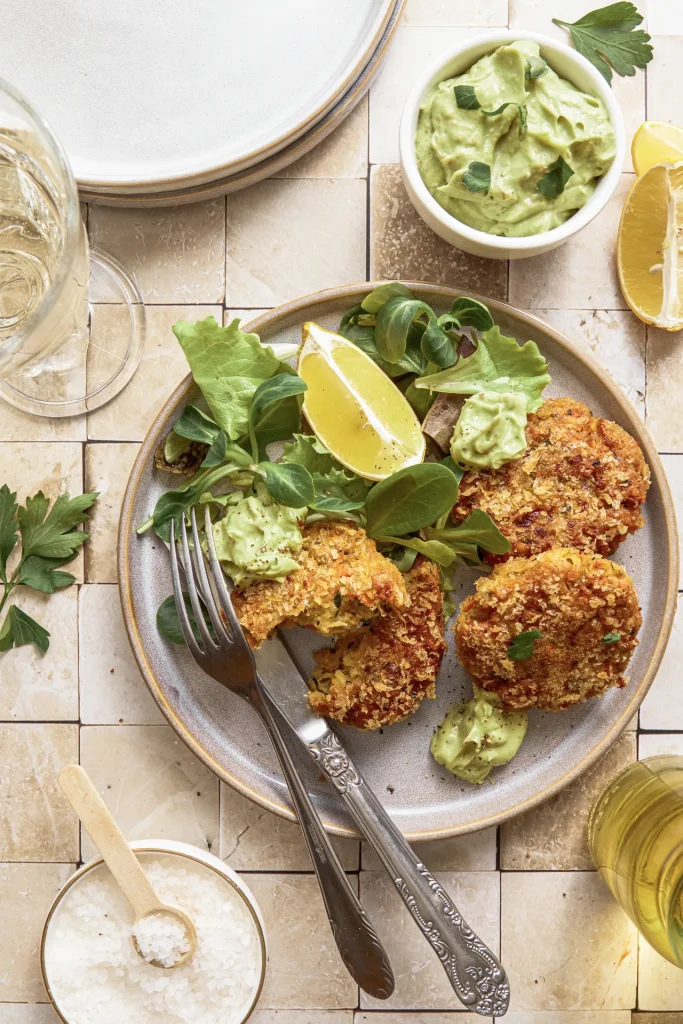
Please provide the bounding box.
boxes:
[453,398,650,563]
[308,557,446,729]
[455,547,641,712]
[233,520,409,647]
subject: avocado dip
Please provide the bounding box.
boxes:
[415,40,616,237]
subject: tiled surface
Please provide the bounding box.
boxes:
[3,5,683,1020]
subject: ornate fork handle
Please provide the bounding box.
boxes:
[308,729,510,1017]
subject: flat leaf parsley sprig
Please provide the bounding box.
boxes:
[0,485,97,654]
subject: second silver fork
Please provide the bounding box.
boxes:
[169,508,394,1000]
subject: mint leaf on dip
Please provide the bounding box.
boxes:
[537,156,574,199]
[463,161,491,194]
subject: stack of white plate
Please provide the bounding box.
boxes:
[2,0,403,206]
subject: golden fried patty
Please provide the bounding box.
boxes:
[455,547,641,712]
[308,557,446,729]
[232,520,409,647]
[453,397,650,563]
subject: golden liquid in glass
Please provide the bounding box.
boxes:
[588,755,683,966]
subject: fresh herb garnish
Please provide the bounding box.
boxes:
[0,485,97,655]
[365,464,461,539]
[463,161,491,194]
[553,3,652,84]
[507,629,542,661]
[602,631,622,645]
[537,156,574,199]
[454,86,527,134]
[525,55,549,79]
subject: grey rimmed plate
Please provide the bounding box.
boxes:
[118,283,678,840]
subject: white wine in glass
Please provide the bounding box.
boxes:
[0,77,145,417]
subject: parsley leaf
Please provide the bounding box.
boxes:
[0,605,50,655]
[508,629,542,661]
[19,556,76,594]
[0,484,18,582]
[553,3,653,83]
[602,631,622,645]
[18,491,98,560]
[454,86,527,134]
[454,85,480,109]
[526,55,549,79]
[463,161,491,194]
[537,156,574,199]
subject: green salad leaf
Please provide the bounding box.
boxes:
[281,434,370,516]
[365,464,460,538]
[447,297,494,332]
[247,373,307,460]
[537,156,574,199]
[339,306,428,377]
[415,326,550,412]
[157,593,217,646]
[507,629,542,661]
[259,462,315,508]
[463,161,491,194]
[553,3,653,83]
[361,282,415,313]
[425,509,511,558]
[172,405,221,446]
[147,463,250,541]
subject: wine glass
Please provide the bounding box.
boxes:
[0,77,145,417]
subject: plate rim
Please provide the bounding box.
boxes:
[71,0,397,190]
[118,282,679,840]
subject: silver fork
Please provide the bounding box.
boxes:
[169,508,394,1000]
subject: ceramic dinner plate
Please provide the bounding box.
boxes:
[118,284,678,840]
[2,0,394,190]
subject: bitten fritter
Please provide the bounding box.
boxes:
[454,547,642,712]
[308,557,446,729]
[453,397,650,563]
[232,520,409,647]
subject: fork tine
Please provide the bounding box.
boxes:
[179,514,216,652]
[204,505,254,661]
[169,519,203,658]
[189,506,232,646]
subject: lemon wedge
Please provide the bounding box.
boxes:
[297,322,425,480]
[617,161,683,331]
[632,121,683,176]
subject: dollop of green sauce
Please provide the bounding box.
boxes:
[212,486,305,587]
[415,40,616,236]
[450,391,527,470]
[430,686,528,784]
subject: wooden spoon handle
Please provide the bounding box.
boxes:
[59,764,161,919]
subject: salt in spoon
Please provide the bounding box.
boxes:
[58,764,197,969]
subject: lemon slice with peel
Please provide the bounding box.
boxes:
[617,161,683,331]
[297,322,425,480]
[632,121,683,176]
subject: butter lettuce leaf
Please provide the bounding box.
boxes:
[415,326,550,411]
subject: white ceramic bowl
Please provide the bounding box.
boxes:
[40,840,267,1024]
[399,30,626,260]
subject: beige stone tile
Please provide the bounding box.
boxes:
[531,308,646,418]
[359,871,500,1009]
[0,863,74,1001]
[660,456,683,589]
[220,782,359,870]
[88,200,226,303]
[640,596,683,729]
[0,588,78,722]
[251,1013,352,1024]
[501,732,636,870]
[0,402,85,443]
[87,304,220,441]
[0,442,84,581]
[649,4,683,32]
[224,308,270,325]
[638,732,683,757]
[505,1015,631,1023]
[370,164,507,298]
[356,1014,484,1022]
[275,98,368,179]
[0,723,78,860]
[638,932,683,1010]
[509,174,634,310]
[368,26,476,164]
[646,326,683,453]
[361,826,497,871]
[79,725,219,859]
[0,1007,61,1023]
[225,178,366,307]
[633,1014,683,1024]
[403,0,507,25]
[502,872,637,1010]
[79,585,164,725]
[245,874,358,1008]
[647,37,683,121]
[83,442,139,581]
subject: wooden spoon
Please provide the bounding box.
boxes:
[58,764,197,969]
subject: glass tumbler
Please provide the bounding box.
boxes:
[0,77,145,417]
[588,754,683,967]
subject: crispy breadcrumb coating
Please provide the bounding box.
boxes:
[453,397,650,563]
[308,557,446,729]
[232,520,409,647]
[454,547,642,712]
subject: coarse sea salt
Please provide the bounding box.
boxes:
[133,911,191,968]
[44,852,262,1024]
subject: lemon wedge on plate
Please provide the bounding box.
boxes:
[297,322,425,480]
[617,161,683,331]
[632,121,683,176]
